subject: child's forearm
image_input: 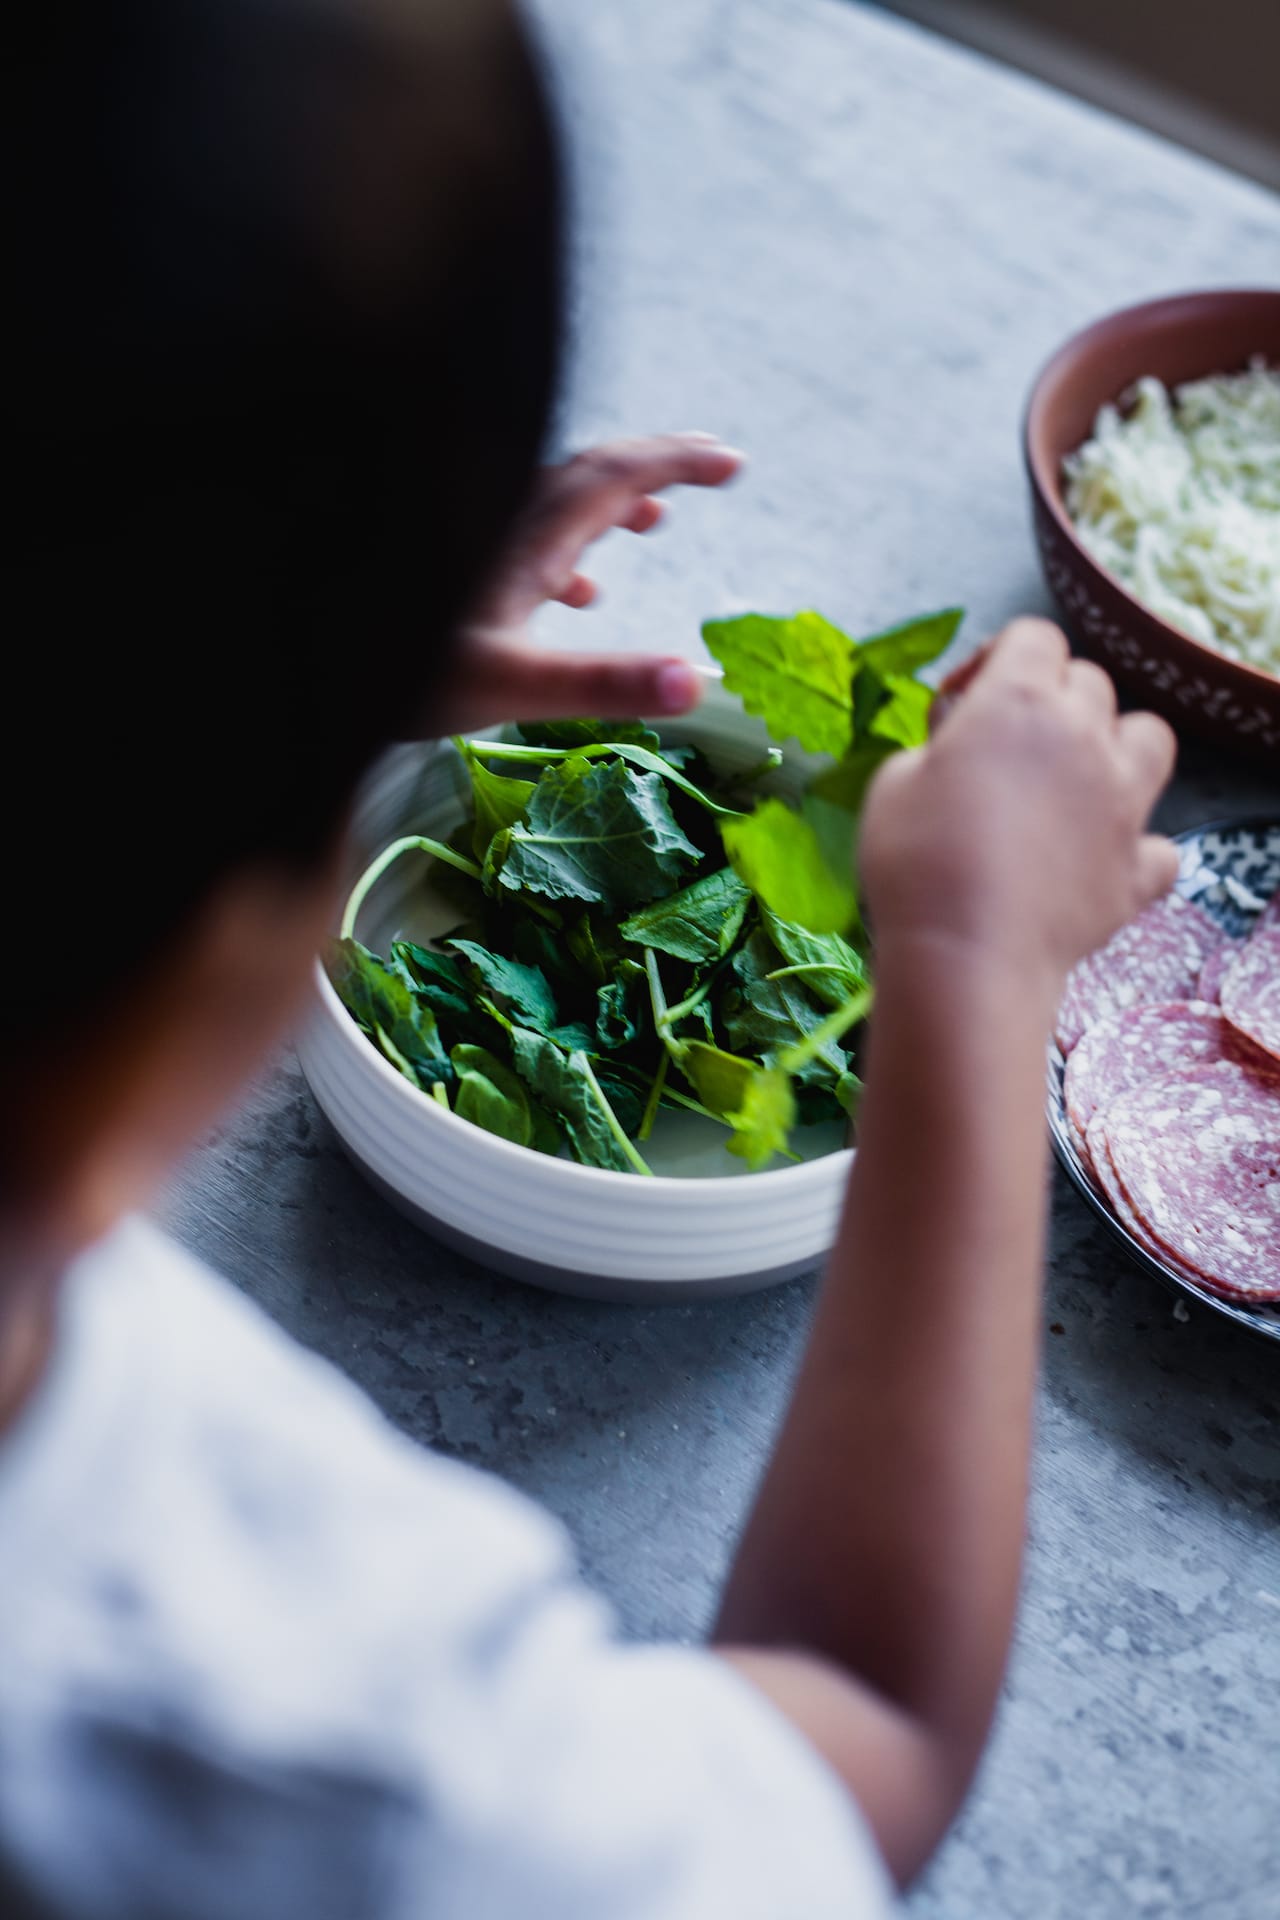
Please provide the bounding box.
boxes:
[715,930,1059,1875]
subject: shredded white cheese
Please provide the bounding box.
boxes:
[1063,361,1280,677]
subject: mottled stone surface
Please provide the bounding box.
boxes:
[163,4,1280,1915]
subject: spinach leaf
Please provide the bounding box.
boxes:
[854,606,962,679]
[722,931,850,1086]
[512,917,579,993]
[595,976,640,1050]
[798,744,892,921]
[564,910,614,983]
[508,1026,651,1174]
[326,938,453,1090]
[759,910,869,1010]
[721,798,858,936]
[619,866,751,964]
[701,610,853,756]
[677,1040,760,1117]
[451,1044,540,1147]
[390,942,474,1024]
[590,1063,646,1137]
[835,1068,863,1119]
[445,939,560,1033]
[724,1068,796,1170]
[495,757,701,912]
[671,1042,793,1170]
[469,737,741,819]
[518,717,664,752]
[866,672,933,750]
[458,747,534,860]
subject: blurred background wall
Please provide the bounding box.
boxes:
[869,0,1280,190]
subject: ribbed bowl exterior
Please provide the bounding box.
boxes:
[294,675,852,1300]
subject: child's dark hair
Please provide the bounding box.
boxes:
[5,0,561,1093]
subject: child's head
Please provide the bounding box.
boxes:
[5,0,561,1264]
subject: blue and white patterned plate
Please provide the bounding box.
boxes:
[1047,817,1280,1343]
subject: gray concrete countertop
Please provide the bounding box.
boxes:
[164,4,1280,1915]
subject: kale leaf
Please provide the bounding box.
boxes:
[493,757,701,911]
[721,798,858,935]
[326,938,453,1090]
[618,866,751,965]
[702,610,854,757]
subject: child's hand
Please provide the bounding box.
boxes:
[861,618,1178,997]
[433,432,742,734]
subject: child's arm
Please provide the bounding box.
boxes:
[432,433,742,733]
[714,621,1178,1886]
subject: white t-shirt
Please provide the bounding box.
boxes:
[0,1217,891,1919]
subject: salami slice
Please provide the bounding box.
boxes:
[1195,940,1242,1005]
[1257,892,1280,933]
[1098,1060,1280,1302]
[1220,926,1280,1065]
[1064,1001,1250,1170]
[1055,893,1224,1056]
[1085,1113,1209,1288]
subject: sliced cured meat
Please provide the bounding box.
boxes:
[1055,893,1224,1056]
[1257,892,1280,933]
[1085,1113,1208,1288]
[1220,926,1280,1065]
[1195,939,1242,1005]
[1064,1001,1251,1169]
[1099,1060,1280,1302]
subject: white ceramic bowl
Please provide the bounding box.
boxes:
[295,671,852,1301]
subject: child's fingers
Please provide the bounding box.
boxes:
[978,618,1071,690]
[566,433,744,500]
[1064,657,1118,725]
[552,572,598,609]
[932,622,1069,732]
[1115,708,1178,803]
[537,435,743,555]
[505,650,703,723]
[441,637,704,731]
[1133,832,1181,906]
[621,495,665,534]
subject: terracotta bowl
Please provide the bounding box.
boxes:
[1024,289,1280,759]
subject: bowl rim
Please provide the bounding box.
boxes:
[1022,287,1280,698]
[308,678,855,1199]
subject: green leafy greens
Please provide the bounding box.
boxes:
[327,604,960,1172]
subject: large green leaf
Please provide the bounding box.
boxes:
[672,1042,795,1169]
[854,607,963,679]
[496,757,701,912]
[450,1044,540,1147]
[721,799,857,936]
[390,942,474,1024]
[461,751,534,861]
[723,931,850,1087]
[799,745,892,922]
[759,910,870,1010]
[725,1068,796,1170]
[470,737,739,818]
[866,672,934,749]
[445,939,560,1033]
[508,1026,650,1173]
[678,1040,756,1115]
[326,938,453,1090]
[619,866,751,965]
[701,610,854,757]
